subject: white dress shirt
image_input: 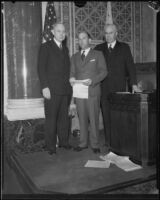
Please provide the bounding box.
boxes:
[54,38,62,48]
[108,40,116,49]
[81,47,91,57]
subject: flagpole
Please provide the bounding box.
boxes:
[106,2,113,24]
[42,2,48,43]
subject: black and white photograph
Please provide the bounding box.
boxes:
[1,1,159,198]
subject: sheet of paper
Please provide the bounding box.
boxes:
[84,160,110,168]
[115,157,142,172]
[73,79,90,84]
[73,83,88,99]
[100,152,129,163]
[99,152,142,172]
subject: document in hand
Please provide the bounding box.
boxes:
[100,152,142,172]
[73,81,89,99]
[84,160,110,168]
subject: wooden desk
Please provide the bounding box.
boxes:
[109,92,156,166]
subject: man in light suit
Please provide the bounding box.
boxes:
[70,31,107,153]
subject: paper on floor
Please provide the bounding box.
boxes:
[100,152,129,163]
[115,157,142,172]
[99,152,142,172]
[84,160,110,168]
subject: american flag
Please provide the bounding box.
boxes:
[43,2,57,42]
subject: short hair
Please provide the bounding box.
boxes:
[78,31,92,39]
[104,23,118,32]
[51,22,65,30]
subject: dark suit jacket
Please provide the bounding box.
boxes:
[37,40,72,95]
[94,41,137,96]
[70,49,107,96]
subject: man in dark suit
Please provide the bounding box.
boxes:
[70,31,107,153]
[37,23,72,155]
[94,24,141,151]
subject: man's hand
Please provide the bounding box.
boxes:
[69,103,76,116]
[132,84,142,93]
[82,79,92,86]
[69,77,76,86]
[42,87,51,99]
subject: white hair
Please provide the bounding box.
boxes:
[52,22,65,30]
[104,24,118,32]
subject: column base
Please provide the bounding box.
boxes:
[6,98,45,121]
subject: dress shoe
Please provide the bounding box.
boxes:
[59,144,72,150]
[102,144,110,153]
[42,144,48,151]
[92,148,100,154]
[48,150,56,155]
[74,146,88,152]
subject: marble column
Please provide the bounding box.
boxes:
[4,2,44,120]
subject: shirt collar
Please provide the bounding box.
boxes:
[108,40,116,48]
[81,47,91,56]
[54,38,61,48]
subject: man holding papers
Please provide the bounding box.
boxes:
[70,31,107,153]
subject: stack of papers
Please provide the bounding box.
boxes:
[85,160,110,168]
[72,79,90,99]
[100,152,142,172]
[73,84,88,99]
[84,152,142,171]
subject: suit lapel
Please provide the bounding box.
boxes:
[76,49,94,68]
[77,52,84,66]
[112,41,120,52]
[81,49,94,67]
[84,49,93,63]
[104,41,120,61]
[50,40,64,57]
[110,41,120,55]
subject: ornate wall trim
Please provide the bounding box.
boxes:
[71,1,142,62]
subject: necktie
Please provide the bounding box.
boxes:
[81,50,85,61]
[108,44,112,53]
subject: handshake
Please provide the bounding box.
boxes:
[69,77,92,86]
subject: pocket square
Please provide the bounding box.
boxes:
[90,59,96,62]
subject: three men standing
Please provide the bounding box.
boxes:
[38,22,140,155]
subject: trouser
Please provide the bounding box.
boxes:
[44,94,71,151]
[101,96,111,147]
[76,95,100,148]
